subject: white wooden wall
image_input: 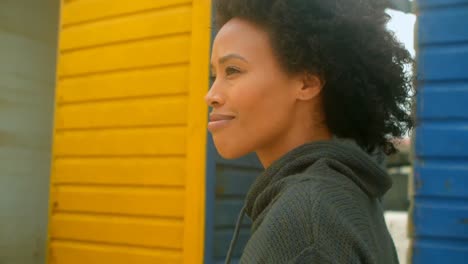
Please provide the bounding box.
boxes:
[0,1,59,263]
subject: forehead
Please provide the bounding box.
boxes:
[212,18,272,61]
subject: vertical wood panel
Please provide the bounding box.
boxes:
[183,0,211,263]
[0,1,59,263]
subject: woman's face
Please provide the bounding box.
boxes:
[206,18,304,159]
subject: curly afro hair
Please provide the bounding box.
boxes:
[215,0,414,155]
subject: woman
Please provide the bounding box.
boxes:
[205,0,413,263]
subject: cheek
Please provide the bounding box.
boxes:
[211,73,295,159]
[233,78,271,124]
[237,73,285,110]
[241,74,292,115]
[235,77,294,140]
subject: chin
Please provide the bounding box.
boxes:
[213,138,251,160]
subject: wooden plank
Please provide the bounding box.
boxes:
[413,197,468,239]
[56,96,188,129]
[57,65,189,102]
[419,6,468,45]
[412,239,468,264]
[61,5,192,50]
[0,11,58,77]
[52,157,186,186]
[58,34,190,77]
[216,166,259,196]
[53,127,186,156]
[52,186,185,217]
[418,46,468,81]
[414,164,468,198]
[416,124,468,158]
[183,0,211,263]
[418,83,468,120]
[62,0,192,26]
[216,153,263,169]
[50,213,184,248]
[417,0,468,9]
[0,99,53,151]
[50,241,182,264]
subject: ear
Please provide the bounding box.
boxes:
[296,73,324,101]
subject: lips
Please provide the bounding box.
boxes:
[208,113,235,132]
[209,113,235,122]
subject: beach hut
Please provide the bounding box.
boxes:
[412,0,468,263]
[47,1,211,263]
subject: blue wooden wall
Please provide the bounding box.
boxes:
[205,132,262,264]
[413,0,468,263]
[212,153,262,264]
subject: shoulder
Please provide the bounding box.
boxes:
[276,158,368,203]
[262,163,361,235]
[271,160,374,234]
[243,159,394,263]
[283,157,370,201]
[242,171,368,262]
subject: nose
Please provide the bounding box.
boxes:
[204,85,224,108]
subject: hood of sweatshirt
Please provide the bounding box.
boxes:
[244,140,392,223]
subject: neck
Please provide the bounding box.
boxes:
[256,124,332,168]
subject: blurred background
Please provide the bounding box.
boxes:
[0,0,466,264]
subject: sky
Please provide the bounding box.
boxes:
[386,9,417,57]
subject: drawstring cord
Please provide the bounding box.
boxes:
[225,205,247,264]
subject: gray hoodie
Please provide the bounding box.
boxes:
[225,140,399,264]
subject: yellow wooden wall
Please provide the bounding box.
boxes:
[47,1,211,263]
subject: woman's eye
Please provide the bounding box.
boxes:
[225,66,241,76]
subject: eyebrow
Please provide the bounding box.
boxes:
[219,53,248,64]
